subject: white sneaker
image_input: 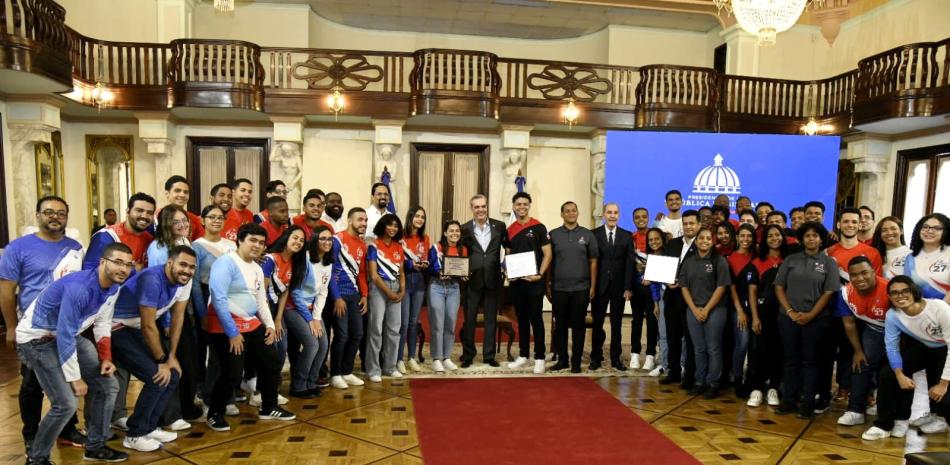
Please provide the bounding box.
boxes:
[642,355,655,371]
[508,356,529,369]
[767,389,780,406]
[630,354,641,370]
[866,404,878,416]
[240,378,257,396]
[369,375,383,383]
[837,411,866,426]
[331,375,348,389]
[389,370,404,378]
[911,413,940,427]
[123,435,161,452]
[432,360,445,373]
[442,359,458,371]
[342,374,364,386]
[408,359,421,372]
[168,419,192,431]
[747,390,763,407]
[533,359,546,374]
[112,417,129,432]
[861,426,890,441]
[648,366,666,377]
[277,394,289,405]
[397,361,407,374]
[225,404,240,416]
[146,428,178,443]
[920,417,949,434]
[249,393,262,407]
[892,420,910,438]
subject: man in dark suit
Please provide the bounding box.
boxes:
[459,194,508,368]
[591,203,636,370]
[659,209,700,389]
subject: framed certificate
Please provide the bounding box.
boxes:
[443,256,469,277]
[643,255,680,285]
[506,251,538,279]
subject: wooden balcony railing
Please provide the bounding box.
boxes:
[409,49,501,118]
[167,38,264,111]
[497,58,637,105]
[0,0,71,87]
[854,38,949,124]
[636,65,719,130]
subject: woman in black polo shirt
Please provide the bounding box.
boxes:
[774,221,840,419]
[746,224,789,408]
[678,227,731,399]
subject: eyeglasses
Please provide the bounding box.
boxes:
[40,210,68,218]
[102,257,135,269]
[171,219,189,226]
[888,288,913,298]
[922,225,945,232]
[205,215,225,222]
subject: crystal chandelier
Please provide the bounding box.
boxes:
[714,0,823,46]
[214,0,234,12]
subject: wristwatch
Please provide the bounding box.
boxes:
[156,353,169,364]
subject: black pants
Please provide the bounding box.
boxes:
[591,284,626,362]
[778,314,830,410]
[819,315,852,399]
[630,285,658,356]
[162,312,203,423]
[747,306,783,391]
[209,325,281,416]
[462,285,498,363]
[664,289,695,382]
[19,363,80,441]
[510,280,546,360]
[552,289,589,369]
[875,335,950,430]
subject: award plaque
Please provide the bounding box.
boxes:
[443,256,470,277]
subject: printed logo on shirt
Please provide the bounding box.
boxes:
[893,256,907,268]
[746,271,753,281]
[932,259,948,274]
[815,262,826,273]
[705,263,714,273]
[925,320,944,340]
[578,236,586,245]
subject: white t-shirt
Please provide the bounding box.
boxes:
[364,205,388,243]
[884,245,911,279]
[656,215,683,239]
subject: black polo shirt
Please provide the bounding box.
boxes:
[677,253,731,309]
[549,224,599,292]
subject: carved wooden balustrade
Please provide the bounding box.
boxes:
[636,65,719,130]
[68,30,171,109]
[854,38,949,125]
[167,38,264,111]
[410,49,501,118]
[0,0,71,88]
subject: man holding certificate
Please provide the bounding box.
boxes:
[548,201,599,373]
[659,209,701,389]
[460,194,509,368]
[505,192,552,374]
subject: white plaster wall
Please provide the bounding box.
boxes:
[0,100,14,246]
[193,3,311,48]
[526,138,593,230]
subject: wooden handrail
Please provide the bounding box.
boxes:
[169,38,263,87]
[1,0,68,51]
[68,27,171,86]
[856,38,949,100]
[410,49,501,95]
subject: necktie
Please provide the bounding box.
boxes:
[608,231,614,247]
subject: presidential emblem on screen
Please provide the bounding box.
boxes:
[693,154,740,194]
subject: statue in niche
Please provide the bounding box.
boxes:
[592,152,606,220]
[270,141,303,211]
[501,148,525,216]
[376,143,397,181]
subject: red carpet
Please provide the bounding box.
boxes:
[410,377,700,465]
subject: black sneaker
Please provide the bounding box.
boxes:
[25,459,54,465]
[486,360,500,368]
[703,386,720,400]
[687,384,706,396]
[316,378,330,388]
[659,375,681,385]
[571,366,581,374]
[259,407,296,421]
[289,390,316,399]
[57,428,86,447]
[797,405,816,420]
[307,388,323,397]
[813,398,831,414]
[774,402,798,415]
[551,362,569,371]
[207,414,230,432]
[83,446,129,462]
[461,360,473,369]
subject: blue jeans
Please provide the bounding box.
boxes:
[399,272,426,361]
[112,327,180,438]
[656,300,668,369]
[848,326,885,413]
[732,310,752,385]
[428,279,461,360]
[17,337,118,460]
[366,280,402,377]
[686,305,727,388]
[284,309,329,391]
[330,294,364,376]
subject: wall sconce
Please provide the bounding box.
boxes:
[90,82,113,111]
[562,98,579,128]
[326,88,345,118]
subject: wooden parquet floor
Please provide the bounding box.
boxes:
[1,343,949,464]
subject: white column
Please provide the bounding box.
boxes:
[845,136,892,216]
[499,125,531,223]
[590,130,607,225]
[373,119,405,210]
[270,117,305,214]
[721,25,760,76]
[7,102,61,235]
[156,0,196,42]
[136,113,177,197]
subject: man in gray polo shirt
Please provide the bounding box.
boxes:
[547,201,599,373]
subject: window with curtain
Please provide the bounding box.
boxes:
[893,144,950,243]
[410,144,489,235]
[186,138,270,214]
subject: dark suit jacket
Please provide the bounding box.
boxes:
[663,236,697,301]
[592,225,636,296]
[461,218,508,290]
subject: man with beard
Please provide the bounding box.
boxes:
[322,192,347,234]
[858,206,876,245]
[209,183,233,215]
[163,175,204,241]
[253,180,287,225]
[222,179,255,242]
[364,183,391,242]
[84,192,156,272]
[329,209,370,389]
[110,246,196,451]
[1,196,86,453]
[293,190,334,240]
[16,243,133,464]
[260,196,290,246]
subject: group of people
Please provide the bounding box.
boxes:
[1,174,948,465]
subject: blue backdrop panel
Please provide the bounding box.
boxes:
[605,131,840,231]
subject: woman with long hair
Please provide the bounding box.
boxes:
[285,226,334,398]
[774,221,840,419]
[745,224,788,408]
[262,226,309,396]
[426,220,468,372]
[398,206,430,372]
[644,227,667,376]
[366,213,406,382]
[715,222,737,256]
[679,227,731,399]
[905,213,950,304]
[871,216,910,279]
[147,204,192,265]
[727,223,756,396]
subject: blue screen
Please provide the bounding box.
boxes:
[605,131,840,231]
